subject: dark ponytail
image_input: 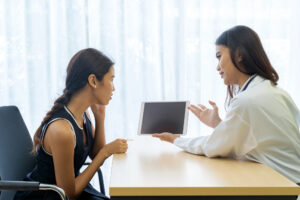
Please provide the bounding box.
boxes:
[32,48,114,152]
[215,25,279,107]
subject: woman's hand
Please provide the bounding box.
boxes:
[101,139,128,158]
[188,100,222,128]
[90,104,106,120]
[152,132,180,143]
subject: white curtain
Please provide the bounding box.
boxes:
[1,0,300,195]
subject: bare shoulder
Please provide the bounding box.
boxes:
[45,119,75,147]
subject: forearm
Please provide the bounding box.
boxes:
[91,118,106,158]
[74,150,109,197]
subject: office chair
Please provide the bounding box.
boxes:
[0,106,106,200]
[0,106,67,200]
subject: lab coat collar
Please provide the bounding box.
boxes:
[239,75,265,94]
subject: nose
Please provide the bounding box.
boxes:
[216,64,221,71]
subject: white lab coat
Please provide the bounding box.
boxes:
[174,75,300,183]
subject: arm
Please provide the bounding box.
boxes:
[174,109,257,157]
[85,109,106,159]
[154,100,258,158]
[45,120,127,200]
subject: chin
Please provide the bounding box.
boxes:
[97,97,110,105]
[223,79,229,85]
[104,100,110,105]
[223,77,232,86]
[97,100,107,105]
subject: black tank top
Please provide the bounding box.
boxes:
[30,106,94,183]
[14,106,108,200]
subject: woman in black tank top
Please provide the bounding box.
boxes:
[14,48,128,200]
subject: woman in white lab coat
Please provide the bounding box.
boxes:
[153,25,300,185]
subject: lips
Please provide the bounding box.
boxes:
[219,72,224,78]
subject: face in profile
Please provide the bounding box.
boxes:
[216,45,242,85]
[93,66,115,105]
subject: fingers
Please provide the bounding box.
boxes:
[189,104,204,112]
[188,104,206,118]
[121,142,128,152]
[188,107,198,117]
[189,102,216,111]
[208,100,218,110]
[121,139,128,152]
[114,138,128,153]
[119,144,128,153]
[152,132,178,143]
[198,104,207,111]
[115,139,127,145]
[119,139,127,143]
[189,104,207,111]
[152,133,167,139]
[152,134,160,138]
[118,143,128,153]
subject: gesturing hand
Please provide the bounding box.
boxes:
[188,100,221,128]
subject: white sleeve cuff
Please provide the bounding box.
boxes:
[173,137,183,146]
[173,137,207,155]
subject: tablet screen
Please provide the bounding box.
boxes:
[138,101,189,135]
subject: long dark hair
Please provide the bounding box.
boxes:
[32,48,114,152]
[215,25,279,107]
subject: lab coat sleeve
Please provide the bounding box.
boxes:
[174,102,258,158]
[293,104,300,126]
[284,91,300,126]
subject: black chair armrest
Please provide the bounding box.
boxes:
[0,181,68,200]
[0,180,39,191]
[83,162,105,195]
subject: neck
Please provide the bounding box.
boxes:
[66,88,92,124]
[238,73,251,89]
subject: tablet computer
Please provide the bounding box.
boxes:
[138,101,189,135]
